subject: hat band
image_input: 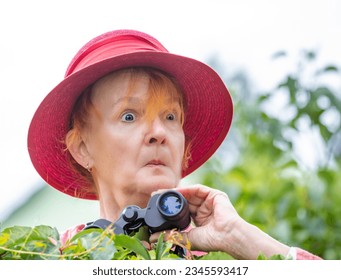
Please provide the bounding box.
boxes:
[66,35,168,77]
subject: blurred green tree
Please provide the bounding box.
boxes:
[200,50,341,259]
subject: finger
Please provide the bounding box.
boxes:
[149,231,163,243]
[151,187,205,215]
[151,189,172,196]
[140,240,152,250]
[188,204,200,215]
[177,186,210,216]
[176,185,213,206]
[177,184,212,200]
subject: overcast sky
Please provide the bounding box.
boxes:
[1,0,341,221]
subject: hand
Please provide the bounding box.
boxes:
[150,184,241,253]
[150,184,290,259]
[178,184,243,252]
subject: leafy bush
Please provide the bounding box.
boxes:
[201,50,341,259]
[0,225,238,260]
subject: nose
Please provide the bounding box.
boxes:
[145,118,167,145]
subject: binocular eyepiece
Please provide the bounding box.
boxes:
[85,190,191,235]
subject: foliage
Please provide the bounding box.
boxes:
[202,50,341,259]
[0,225,244,260]
[0,225,183,260]
[257,253,289,260]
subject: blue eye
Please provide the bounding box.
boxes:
[121,112,136,122]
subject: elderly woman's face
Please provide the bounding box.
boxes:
[84,72,185,203]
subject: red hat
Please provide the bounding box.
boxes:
[28,29,233,200]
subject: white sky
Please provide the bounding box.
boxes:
[1,0,341,221]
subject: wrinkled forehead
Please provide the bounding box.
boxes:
[91,68,184,110]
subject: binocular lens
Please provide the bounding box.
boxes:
[158,193,182,216]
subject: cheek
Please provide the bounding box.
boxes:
[91,134,142,182]
[104,134,138,163]
[174,132,186,166]
[179,134,185,156]
[87,125,136,166]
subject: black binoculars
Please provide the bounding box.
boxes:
[84,190,191,235]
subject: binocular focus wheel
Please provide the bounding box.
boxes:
[122,206,140,222]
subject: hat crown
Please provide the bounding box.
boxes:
[65,30,169,77]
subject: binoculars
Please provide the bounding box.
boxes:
[85,190,191,235]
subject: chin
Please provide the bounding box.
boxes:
[140,176,178,193]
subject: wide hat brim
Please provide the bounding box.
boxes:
[28,30,233,200]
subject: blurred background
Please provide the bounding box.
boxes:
[1,0,341,259]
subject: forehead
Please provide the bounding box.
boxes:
[91,69,182,107]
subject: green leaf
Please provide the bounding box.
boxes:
[272,51,287,59]
[257,253,267,260]
[0,226,32,248]
[278,75,298,104]
[0,225,60,260]
[133,226,150,242]
[319,124,332,142]
[154,232,174,260]
[113,248,134,260]
[82,232,116,260]
[65,228,116,260]
[257,253,287,260]
[68,227,104,243]
[114,234,151,260]
[303,50,316,61]
[197,251,234,260]
[316,65,339,75]
[0,232,10,246]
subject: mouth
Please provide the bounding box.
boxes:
[145,159,166,167]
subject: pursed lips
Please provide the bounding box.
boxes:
[146,159,166,167]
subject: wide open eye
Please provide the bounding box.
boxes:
[121,112,136,122]
[166,113,176,121]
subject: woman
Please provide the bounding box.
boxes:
[28,29,320,259]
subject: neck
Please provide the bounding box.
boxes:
[96,184,150,223]
[99,196,121,222]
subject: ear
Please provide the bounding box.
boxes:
[65,129,93,169]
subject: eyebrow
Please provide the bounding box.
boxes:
[111,97,144,114]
